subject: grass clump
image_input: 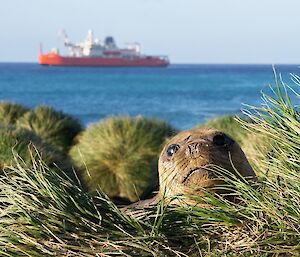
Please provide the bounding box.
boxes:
[17,105,82,153]
[69,116,176,202]
[0,157,142,256]
[241,72,300,176]
[0,125,65,171]
[0,101,29,126]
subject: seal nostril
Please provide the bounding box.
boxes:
[186,142,203,158]
[213,133,234,147]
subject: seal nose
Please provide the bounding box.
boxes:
[185,142,206,158]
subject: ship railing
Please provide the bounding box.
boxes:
[147,55,169,62]
[160,55,169,62]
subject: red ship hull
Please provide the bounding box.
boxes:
[39,53,169,67]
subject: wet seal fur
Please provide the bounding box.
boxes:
[125,128,256,209]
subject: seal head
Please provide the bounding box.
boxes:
[124,127,256,211]
[158,128,255,200]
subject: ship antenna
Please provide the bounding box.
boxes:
[39,43,43,54]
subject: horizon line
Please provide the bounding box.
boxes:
[0,61,299,66]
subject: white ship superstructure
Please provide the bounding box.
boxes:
[60,30,141,58]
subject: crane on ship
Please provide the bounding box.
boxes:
[59,29,81,56]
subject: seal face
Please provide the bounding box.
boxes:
[124,127,256,211]
[158,128,255,200]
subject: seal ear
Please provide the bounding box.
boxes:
[212,133,235,147]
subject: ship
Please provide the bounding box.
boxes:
[38,30,169,67]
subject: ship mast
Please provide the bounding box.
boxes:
[39,43,43,54]
[59,29,82,56]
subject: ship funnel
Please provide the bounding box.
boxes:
[105,36,116,48]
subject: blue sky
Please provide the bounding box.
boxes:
[1,0,299,63]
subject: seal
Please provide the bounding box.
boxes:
[125,127,256,209]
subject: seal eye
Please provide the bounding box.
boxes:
[213,133,234,147]
[166,144,180,157]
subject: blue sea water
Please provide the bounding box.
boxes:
[0,63,299,129]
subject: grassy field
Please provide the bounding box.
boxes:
[0,73,299,256]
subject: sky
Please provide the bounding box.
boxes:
[1,0,300,64]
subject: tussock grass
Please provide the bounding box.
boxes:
[17,106,82,153]
[0,72,299,256]
[0,125,64,171]
[0,153,299,256]
[0,101,29,126]
[70,116,176,202]
[240,72,300,177]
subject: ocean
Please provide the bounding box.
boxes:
[0,63,299,129]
